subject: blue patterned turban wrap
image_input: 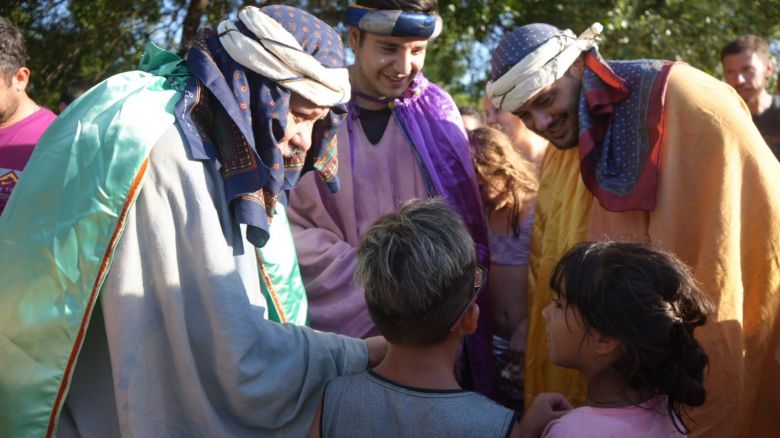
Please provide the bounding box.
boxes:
[343,3,443,38]
[176,5,350,247]
[487,23,601,113]
[491,23,560,79]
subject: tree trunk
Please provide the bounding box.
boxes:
[179,0,209,56]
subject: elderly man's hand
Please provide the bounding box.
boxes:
[364,336,388,368]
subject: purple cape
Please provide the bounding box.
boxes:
[392,74,494,395]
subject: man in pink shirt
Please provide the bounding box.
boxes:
[287,0,493,396]
[0,16,57,215]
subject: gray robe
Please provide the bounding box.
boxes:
[57,125,367,437]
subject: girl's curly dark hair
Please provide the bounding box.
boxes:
[550,241,714,434]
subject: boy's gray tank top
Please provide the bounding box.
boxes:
[321,371,517,437]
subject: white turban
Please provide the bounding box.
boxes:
[486,23,603,113]
[218,7,351,107]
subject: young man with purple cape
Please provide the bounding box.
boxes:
[287,0,493,396]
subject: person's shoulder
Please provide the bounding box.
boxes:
[421,79,451,96]
[541,406,632,438]
[321,371,373,408]
[665,62,729,94]
[461,391,517,424]
[464,390,514,410]
[540,409,582,438]
[325,370,377,394]
[37,107,57,122]
[454,391,516,436]
[663,62,747,117]
[14,106,57,131]
[416,78,458,108]
[328,370,371,386]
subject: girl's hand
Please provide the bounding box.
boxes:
[517,392,572,438]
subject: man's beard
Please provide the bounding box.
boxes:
[0,95,20,126]
[544,114,579,150]
[550,133,579,150]
[549,71,582,150]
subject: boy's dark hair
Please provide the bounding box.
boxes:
[0,16,26,83]
[550,241,714,434]
[355,197,475,345]
[721,34,771,61]
[59,80,93,106]
[355,0,437,13]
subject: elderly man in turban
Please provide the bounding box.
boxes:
[0,5,386,437]
[287,0,493,396]
[486,23,780,436]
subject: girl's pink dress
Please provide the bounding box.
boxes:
[542,396,687,437]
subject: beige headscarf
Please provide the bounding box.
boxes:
[486,23,603,113]
[218,6,351,107]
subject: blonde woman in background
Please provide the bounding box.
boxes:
[469,127,538,410]
[482,95,548,173]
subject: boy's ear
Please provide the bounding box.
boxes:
[460,303,480,335]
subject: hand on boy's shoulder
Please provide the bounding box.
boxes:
[512,392,572,438]
[364,336,388,368]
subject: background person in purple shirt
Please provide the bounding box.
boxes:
[0,16,56,215]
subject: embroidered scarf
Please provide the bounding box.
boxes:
[578,51,674,212]
[175,5,347,247]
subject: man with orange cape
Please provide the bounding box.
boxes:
[486,23,780,437]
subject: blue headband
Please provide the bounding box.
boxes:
[344,4,442,39]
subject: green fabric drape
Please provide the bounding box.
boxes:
[0,43,186,437]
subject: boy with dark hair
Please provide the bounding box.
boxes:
[289,0,494,395]
[310,198,570,438]
[0,16,56,216]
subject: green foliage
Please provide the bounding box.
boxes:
[596,0,780,76]
[426,0,780,108]
[2,0,779,109]
[2,0,165,107]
